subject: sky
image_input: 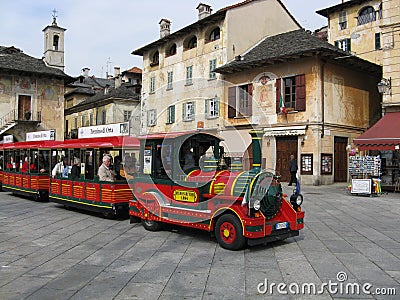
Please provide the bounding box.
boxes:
[0,0,341,78]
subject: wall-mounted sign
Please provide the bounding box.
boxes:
[78,122,129,139]
[3,135,13,143]
[264,125,306,137]
[26,130,55,141]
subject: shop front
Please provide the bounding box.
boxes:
[354,112,400,191]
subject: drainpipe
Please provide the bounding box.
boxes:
[321,60,326,138]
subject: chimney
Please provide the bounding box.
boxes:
[196,3,212,20]
[82,67,90,78]
[159,19,171,38]
[114,66,122,89]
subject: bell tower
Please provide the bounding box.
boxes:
[42,9,66,71]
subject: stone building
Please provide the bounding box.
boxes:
[132,0,301,136]
[216,29,381,185]
[0,15,73,142]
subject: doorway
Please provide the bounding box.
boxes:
[334,137,348,182]
[276,137,298,182]
[18,95,31,120]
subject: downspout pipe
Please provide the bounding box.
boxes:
[321,60,326,138]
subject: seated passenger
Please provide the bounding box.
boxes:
[98,155,115,182]
[71,158,81,180]
[120,155,136,180]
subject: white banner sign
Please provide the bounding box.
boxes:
[78,122,129,139]
[26,130,55,141]
[3,135,13,143]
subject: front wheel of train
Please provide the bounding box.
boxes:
[215,214,246,251]
[141,219,162,231]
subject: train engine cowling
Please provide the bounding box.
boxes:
[129,130,304,250]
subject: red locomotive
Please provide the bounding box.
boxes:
[128,130,304,250]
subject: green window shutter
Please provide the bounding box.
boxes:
[205,99,209,118]
[182,103,186,121]
[216,98,220,117]
[347,39,351,52]
[171,105,175,123]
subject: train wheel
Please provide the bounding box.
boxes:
[141,219,162,231]
[215,214,246,250]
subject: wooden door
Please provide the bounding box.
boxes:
[334,137,348,182]
[276,137,298,182]
[18,95,31,120]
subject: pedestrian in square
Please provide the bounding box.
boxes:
[288,154,298,186]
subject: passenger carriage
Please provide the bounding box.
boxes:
[49,136,140,217]
[129,130,305,250]
[1,140,58,200]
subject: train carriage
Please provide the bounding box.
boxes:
[1,140,58,200]
[49,136,140,217]
[0,144,4,191]
[129,130,305,250]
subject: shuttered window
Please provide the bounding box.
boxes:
[166,105,175,124]
[275,75,306,113]
[227,84,253,118]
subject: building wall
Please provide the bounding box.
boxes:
[140,0,301,134]
[220,57,381,184]
[0,73,65,141]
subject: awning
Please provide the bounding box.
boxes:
[354,112,400,150]
[264,125,306,136]
[219,129,252,157]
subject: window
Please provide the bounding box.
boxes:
[275,75,306,113]
[183,102,195,121]
[205,98,219,119]
[74,117,78,129]
[335,39,351,52]
[53,35,59,51]
[89,113,93,126]
[81,115,85,127]
[186,66,193,85]
[357,6,376,25]
[147,109,156,126]
[338,10,347,30]
[150,76,155,93]
[150,51,159,66]
[124,110,132,122]
[209,27,220,42]
[228,84,253,118]
[166,105,175,124]
[167,44,177,57]
[167,71,173,90]
[102,110,106,125]
[209,59,217,79]
[375,32,381,50]
[378,3,382,19]
[185,36,197,50]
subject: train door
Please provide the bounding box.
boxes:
[276,137,298,182]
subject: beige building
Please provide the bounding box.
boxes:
[64,67,142,139]
[317,0,400,189]
[132,0,301,135]
[317,0,399,113]
[216,29,382,185]
[0,17,72,142]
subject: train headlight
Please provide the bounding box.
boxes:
[290,193,303,209]
[253,199,261,211]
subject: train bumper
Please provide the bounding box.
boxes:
[247,229,299,246]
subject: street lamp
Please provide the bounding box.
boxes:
[377,78,391,95]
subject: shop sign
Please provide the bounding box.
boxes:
[26,130,55,141]
[3,135,13,143]
[264,125,306,136]
[78,122,129,139]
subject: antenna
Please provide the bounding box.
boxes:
[106,57,112,78]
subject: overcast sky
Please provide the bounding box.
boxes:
[0,0,340,78]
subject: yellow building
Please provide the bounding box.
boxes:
[317,0,399,113]
[132,0,301,136]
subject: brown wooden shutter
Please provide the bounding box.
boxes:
[228,86,236,118]
[276,78,281,113]
[295,74,306,111]
[247,83,253,116]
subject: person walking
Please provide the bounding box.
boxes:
[288,154,298,186]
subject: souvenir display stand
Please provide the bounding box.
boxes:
[349,155,381,196]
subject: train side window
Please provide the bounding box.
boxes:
[85,149,94,180]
